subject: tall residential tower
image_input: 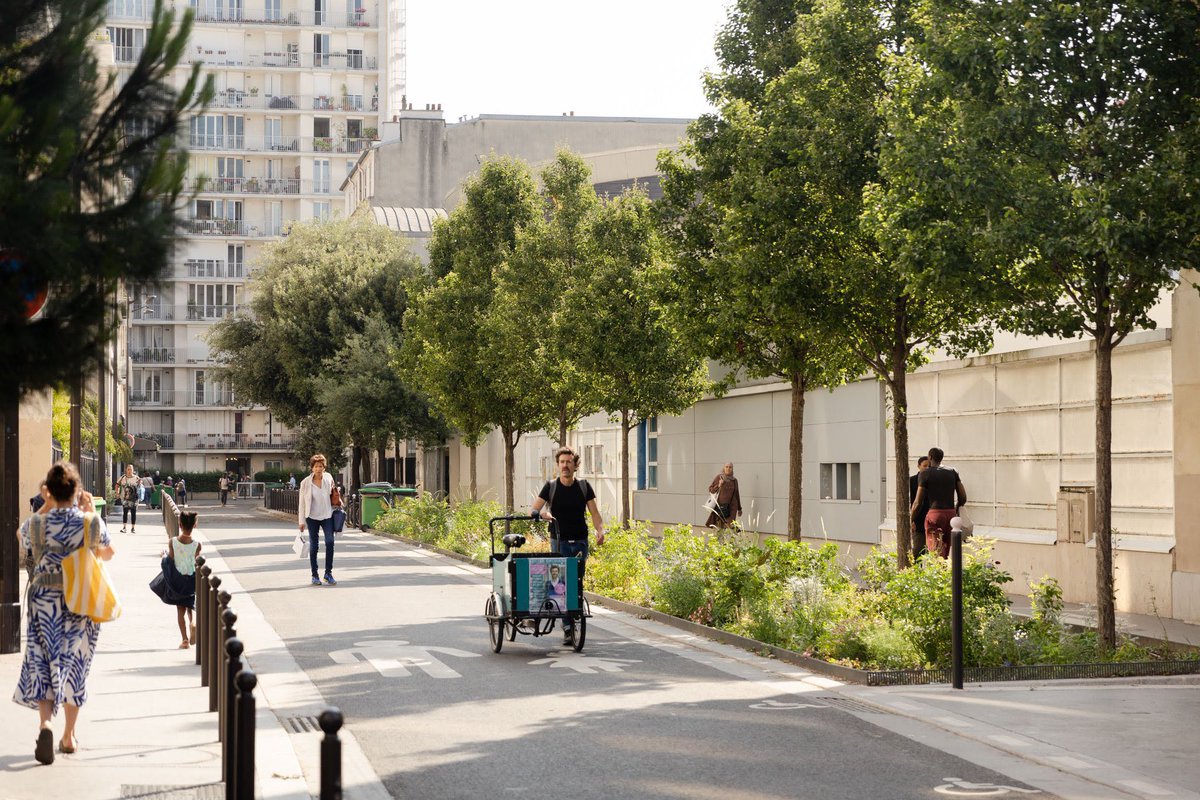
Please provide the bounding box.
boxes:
[105,0,403,477]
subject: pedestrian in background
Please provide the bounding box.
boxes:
[911,447,968,559]
[298,454,338,586]
[115,464,140,534]
[151,510,201,649]
[139,473,152,506]
[175,478,187,507]
[14,461,115,764]
[909,455,931,560]
[218,474,230,506]
[705,462,742,529]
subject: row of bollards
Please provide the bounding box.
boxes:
[193,553,345,800]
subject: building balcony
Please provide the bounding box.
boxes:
[129,390,239,408]
[185,258,245,279]
[207,91,378,113]
[182,134,373,155]
[134,431,175,449]
[128,346,218,364]
[183,433,300,451]
[179,217,284,237]
[193,50,378,72]
[188,177,336,196]
[107,3,379,30]
[129,303,243,322]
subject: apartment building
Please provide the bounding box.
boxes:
[105,0,404,476]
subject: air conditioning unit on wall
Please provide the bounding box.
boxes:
[1057,485,1095,544]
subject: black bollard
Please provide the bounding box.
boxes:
[208,576,223,712]
[319,707,344,800]
[199,565,213,686]
[234,669,258,800]
[951,520,964,690]
[194,556,206,667]
[219,605,237,744]
[223,637,244,800]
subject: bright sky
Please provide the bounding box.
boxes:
[404,0,732,123]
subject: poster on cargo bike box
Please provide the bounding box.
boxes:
[514,556,577,614]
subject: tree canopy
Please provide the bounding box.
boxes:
[0,0,212,399]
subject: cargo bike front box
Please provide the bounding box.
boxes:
[484,515,591,653]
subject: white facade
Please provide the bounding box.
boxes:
[105,0,400,475]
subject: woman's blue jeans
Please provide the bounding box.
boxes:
[306,516,335,577]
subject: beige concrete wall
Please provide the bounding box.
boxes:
[1173,271,1200,621]
[891,332,1176,614]
[19,391,53,514]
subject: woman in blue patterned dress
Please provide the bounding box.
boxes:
[13,462,115,765]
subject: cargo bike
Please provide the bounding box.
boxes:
[484,514,591,653]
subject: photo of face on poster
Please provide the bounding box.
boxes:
[528,557,568,613]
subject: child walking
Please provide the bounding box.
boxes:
[151,511,201,648]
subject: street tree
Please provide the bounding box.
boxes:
[577,188,707,526]
[657,1,862,542]
[209,213,433,488]
[402,157,550,509]
[512,150,604,447]
[873,0,1200,643]
[0,0,212,398]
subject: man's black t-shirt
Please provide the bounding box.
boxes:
[918,466,961,509]
[538,478,595,541]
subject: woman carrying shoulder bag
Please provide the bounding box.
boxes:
[14,461,116,765]
[298,453,339,586]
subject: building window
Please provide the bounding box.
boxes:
[194,370,206,405]
[583,444,604,475]
[638,416,658,490]
[265,459,282,471]
[820,462,861,501]
[313,202,331,220]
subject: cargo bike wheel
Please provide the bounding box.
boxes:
[485,594,504,653]
[568,613,586,652]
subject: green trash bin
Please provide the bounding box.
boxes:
[93,497,106,521]
[149,484,164,509]
[389,486,417,508]
[359,484,394,530]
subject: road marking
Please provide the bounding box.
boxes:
[986,735,1032,748]
[935,715,975,728]
[329,639,480,678]
[526,654,641,673]
[935,777,1041,796]
[1044,756,1095,770]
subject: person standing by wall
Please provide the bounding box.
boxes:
[532,447,606,645]
[298,454,337,586]
[14,462,115,764]
[909,455,931,560]
[910,447,967,559]
[705,462,743,529]
[115,464,140,534]
[218,474,229,507]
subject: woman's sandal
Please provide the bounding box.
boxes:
[179,640,190,649]
[35,728,54,764]
[58,738,77,754]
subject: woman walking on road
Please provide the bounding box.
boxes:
[14,461,115,765]
[115,464,139,534]
[705,462,742,529]
[298,453,338,586]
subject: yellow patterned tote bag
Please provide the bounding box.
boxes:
[63,512,122,623]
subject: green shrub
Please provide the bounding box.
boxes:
[586,521,656,604]
[374,492,448,544]
[443,498,506,561]
[165,471,225,493]
[860,624,923,670]
[255,469,299,484]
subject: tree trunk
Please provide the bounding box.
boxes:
[469,444,478,501]
[787,372,806,541]
[620,409,632,528]
[891,368,912,570]
[350,446,362,492]
[1095,335,1116,649]
[359,446,371,484]
[501,425,517,512]
[558,404,569,450]
[377,444,387,483]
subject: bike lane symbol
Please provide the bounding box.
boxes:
[934,777,1042,796]
[749,699,826,710]
[329,639,480,678]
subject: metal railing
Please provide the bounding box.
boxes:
[183,134,373,155]
[265,487,299,517]
[134,431,175,448]
[130,390,239,408]
[107,1,380,28]
[188,177,334,196]
[192,50,378,72]
[189,434,298,450]
[186,259,246,279]
[129,303,244,322]
[207,92,378,113]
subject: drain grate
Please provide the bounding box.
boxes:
[121,784,225,800]
[811,695,890,714]
[283,714,323,733]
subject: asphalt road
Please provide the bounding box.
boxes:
[200,505,1056,800]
